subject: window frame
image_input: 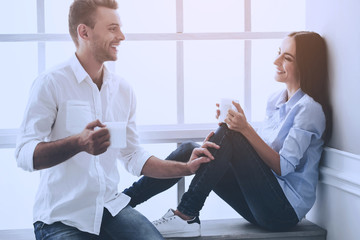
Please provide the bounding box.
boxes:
[0,0,290,200]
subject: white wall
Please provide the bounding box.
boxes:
[306,0,360,154]
[305,1,360,239]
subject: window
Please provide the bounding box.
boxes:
[0,0,305,229]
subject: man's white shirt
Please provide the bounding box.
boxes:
[15,54,152,234]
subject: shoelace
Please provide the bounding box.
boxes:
[153,216,175,226]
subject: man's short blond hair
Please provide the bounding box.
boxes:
[68,0,118,48]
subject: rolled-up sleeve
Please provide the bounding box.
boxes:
[117,88,151,177]
[279,127,314,176]
[278,102,325,176]
[15,76,58,172]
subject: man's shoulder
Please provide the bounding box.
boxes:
[108,72,134,91]
[39,59,73,81]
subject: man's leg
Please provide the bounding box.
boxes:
[99,205,164,240]
[34,221,98,240]
[123,141,199,207]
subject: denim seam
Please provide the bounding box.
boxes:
[179,131,229,217]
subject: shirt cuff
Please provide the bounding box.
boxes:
[131,151,153,177]
[279,154,296,176]
[16,140,40,172]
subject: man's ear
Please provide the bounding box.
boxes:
[77,24,89,41]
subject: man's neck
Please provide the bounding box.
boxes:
[75,51,104,90]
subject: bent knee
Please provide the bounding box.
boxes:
[179,141,200,153]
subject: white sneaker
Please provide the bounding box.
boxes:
[152,209,201,238]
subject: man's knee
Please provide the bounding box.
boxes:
[167,141,200,162]
[179,141,199,152]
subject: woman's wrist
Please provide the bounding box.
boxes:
[241,123,255,139]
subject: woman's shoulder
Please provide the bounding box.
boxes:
[297,94,324,116]
[294,94,326,133]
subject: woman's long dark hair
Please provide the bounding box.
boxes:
[289,31,332,142]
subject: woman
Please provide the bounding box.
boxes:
[123,31,332,237]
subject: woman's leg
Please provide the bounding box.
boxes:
[177,124,234,217]
[176,125,298,231]
[211,168,257,225]
[223,130,299,231]
[123,141,199,207]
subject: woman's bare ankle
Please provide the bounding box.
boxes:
[174,209,193,220]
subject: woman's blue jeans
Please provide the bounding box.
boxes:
[123,124,299,231]
[33,205,164,240]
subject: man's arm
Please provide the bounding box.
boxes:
[33,120,110,170]
[141,139,219,178]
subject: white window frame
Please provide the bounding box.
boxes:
[0,0,288,201]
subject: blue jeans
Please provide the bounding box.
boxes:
[123,124,299,231]
[33,205,164,240]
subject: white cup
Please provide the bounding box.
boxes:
[218,98,239,123]
[104,122,127,149]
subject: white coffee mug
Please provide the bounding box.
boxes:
[104,122,127,149]
[218,98,239,123]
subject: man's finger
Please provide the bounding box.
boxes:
[202,141,220,150]
[204,131,214,142]
[93,127,110,138]
[195,147,215,160]
[195,156,211,164]
[86,119,104,130]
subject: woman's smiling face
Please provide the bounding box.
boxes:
[273,37,300,88]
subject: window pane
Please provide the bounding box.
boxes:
[0,0,37,33]
[0,43,38,129]
[46,42,76,70]
[251,0,306,32]
[118,0,176,33]
[115,41,177,125]
[184,40,244,124]
[118,143,177,220]
[184,0,244,33]
[0,148,39,229]
[45,0,73,33]
[251,39,284,122]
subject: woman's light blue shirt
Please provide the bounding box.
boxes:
[257,88,326,220]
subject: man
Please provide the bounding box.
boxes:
[15,0,218,239]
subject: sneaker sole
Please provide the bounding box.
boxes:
[162,230,201,238]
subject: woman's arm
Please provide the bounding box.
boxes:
[225,101,281,175]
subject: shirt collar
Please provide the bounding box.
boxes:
[275,88,305,117]
[69,53,111,85]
